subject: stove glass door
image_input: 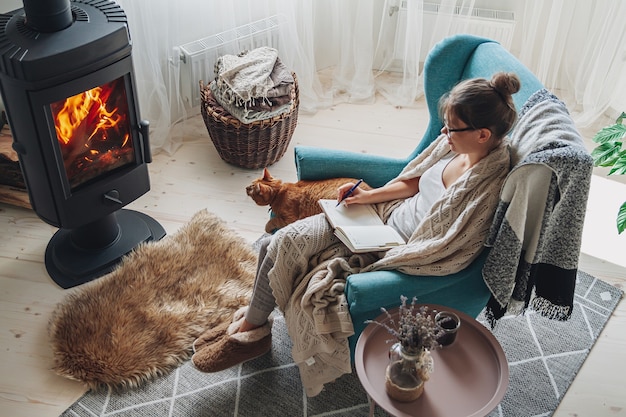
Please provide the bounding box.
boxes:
[50,76,135,191]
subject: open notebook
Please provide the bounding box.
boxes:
[319,199,406,253]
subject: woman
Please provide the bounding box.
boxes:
[192,72,521,396]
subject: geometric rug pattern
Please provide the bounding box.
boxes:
[483,270,622,417]
[61,271,622,417]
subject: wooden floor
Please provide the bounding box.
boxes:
[1,95,625,417]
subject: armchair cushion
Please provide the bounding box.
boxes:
[294,147,406,188]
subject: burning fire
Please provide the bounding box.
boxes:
[54,84,122,146]
[50,78,134,190]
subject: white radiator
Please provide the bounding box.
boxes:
[394,1,516,63]
[177,15,282,108]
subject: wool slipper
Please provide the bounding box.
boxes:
[192,307,248,353]
[191,319,272,373]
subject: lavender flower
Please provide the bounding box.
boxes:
[365,296,444,354]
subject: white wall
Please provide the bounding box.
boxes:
[1,1,22,13]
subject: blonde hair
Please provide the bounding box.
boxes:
[439,72,521,140]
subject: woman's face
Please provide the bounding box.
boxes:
[441,111,482,154]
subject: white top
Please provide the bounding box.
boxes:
[386,152,455,241]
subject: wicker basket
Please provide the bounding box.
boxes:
[200,73,299,169]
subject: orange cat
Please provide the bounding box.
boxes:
[246,168,371,233]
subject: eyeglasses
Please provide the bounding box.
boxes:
[444,125,476,139]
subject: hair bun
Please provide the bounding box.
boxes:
[490,72,521,97]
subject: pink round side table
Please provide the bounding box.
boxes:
[355,304,509,417]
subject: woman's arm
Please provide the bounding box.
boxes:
[338,177,420,206]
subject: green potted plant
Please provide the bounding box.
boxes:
[590,111,626,234]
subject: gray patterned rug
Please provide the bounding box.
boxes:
[60,271,622,417]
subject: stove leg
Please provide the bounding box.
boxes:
[44,209,166,288]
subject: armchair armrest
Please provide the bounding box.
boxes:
[294,145,409,188]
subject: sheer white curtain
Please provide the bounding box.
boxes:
[116,0,311,155]
[118,0,625,154]
[119,0,484,154]
[514,0,626,127]
[374,0,482,106]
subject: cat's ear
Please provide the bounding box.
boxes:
[263,167,272,180]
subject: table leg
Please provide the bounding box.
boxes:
[368,394,375,417]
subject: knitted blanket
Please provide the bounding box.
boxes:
[212,47,294,123]
[483,89,594,324]
[268,134,511,396]
[209,80,293,124]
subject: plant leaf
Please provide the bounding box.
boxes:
[607,151,626,175]
[592,142,622,167]
[617,201,626,234]
[617,112,626,125]
[592,124,626,144]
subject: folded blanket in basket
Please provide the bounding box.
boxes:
[213,46,295,124]
[210,81,294,124]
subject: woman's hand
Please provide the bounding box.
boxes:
[337,182,370,206]
[337,177,420,206]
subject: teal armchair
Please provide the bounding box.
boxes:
[293,34,545,358]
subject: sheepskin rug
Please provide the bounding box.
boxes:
[48,210,257,390]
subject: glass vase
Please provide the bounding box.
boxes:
[385,342,433,402]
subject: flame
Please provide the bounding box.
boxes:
[50,77,135,190]
[54,85,122,146]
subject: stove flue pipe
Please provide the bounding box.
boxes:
[22,0,73,33]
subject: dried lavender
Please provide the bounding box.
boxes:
[365,295,444,354]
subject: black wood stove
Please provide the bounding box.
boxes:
[0,0,165,288]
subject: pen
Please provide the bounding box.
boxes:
[336,179,363,206]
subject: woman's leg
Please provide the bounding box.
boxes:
[242,214,338,330]
[193,234,275,351]
[191,235,277,371]
[242,234,277,328]
[192,215,339,372]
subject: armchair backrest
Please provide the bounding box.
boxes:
[409,34,545,161]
